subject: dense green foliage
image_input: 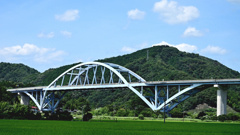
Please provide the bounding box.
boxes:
[0,101,72,120]
[138,114,144,120]
[0,81,73,120]
[44,110,73,121]
[0,120,240,135]
[0,102,41,120]
[0,62,39,84]
[33,63,81,85]
[95,46,240,112]
[0,81,35,103]
[1,46,240,114]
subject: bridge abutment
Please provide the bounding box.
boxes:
[215,84,227,116]
[19,93,30,105]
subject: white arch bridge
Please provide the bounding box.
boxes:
[7,62,240,116]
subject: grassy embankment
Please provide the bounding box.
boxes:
[0,119,239,135]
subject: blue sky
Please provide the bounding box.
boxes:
[0,0,240,72]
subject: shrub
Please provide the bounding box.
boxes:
[44,110,73,121]
[138,114,144,120]
[116,108,126,116]
[158,113,168,119]
[170,108,182,118]
[44,112,50,119]
[211,116,218,120]
[151,113,158,118]
[186,116,192,119]
[227,113,239,121]
[200,115,210,121]
[58,111,73,121]
[218,114,228,122]
[109,112,114,116]
[0,102,10,114]
[128,111,135,117]
[35,112,42,120]
[187,112,198,119]
[83,113,92,121]
[140,109,152,117]
[158,114,163,118]
[48,113,58,120]
[205,108,216,112]
[76,110,82,115]
[197,111,206,119]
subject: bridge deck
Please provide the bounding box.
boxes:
[7,79,240,93]
[145,78,240,85]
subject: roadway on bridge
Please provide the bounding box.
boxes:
[7,78,240,92]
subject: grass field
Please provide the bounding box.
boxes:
[0,119,239,135]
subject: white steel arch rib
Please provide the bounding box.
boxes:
[47,62,129,88]
[104,63,146,83]
[24,91,41,109]
[41,62,149,110]
[39,62,205,112]
[156,84,202,111]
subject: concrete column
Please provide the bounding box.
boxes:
[19,93,30,105]
[217,89,227,116]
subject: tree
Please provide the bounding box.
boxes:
[116,108,126,116]
[138,114,144,120]
[83,102,91,114]
[218,114,228,122]
[170,108,182,118]
[197,111,207,119]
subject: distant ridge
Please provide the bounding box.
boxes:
[0,62,40,84]
[0,46,240,111]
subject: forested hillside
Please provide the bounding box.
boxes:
[94,46,240,112]
[32,63,81,85]
[0,62,39,84]
[0,46,240,112]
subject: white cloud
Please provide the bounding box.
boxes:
[122,41,228,56]
[55,9,79,21]
[153,0,199,24]
[61,31,72,37]
[38,32,55,38]
[121,42,148,53]
[121,46,136,53]
[227,0,240,4]
[0,44,49,55]
[34,50,66,63]
[127,9,146,20]
[183,27,203,37]
[152,41,197,53]
[0,43,66,63]
[201,45,227,55]
[138,42,148,49]
[77,59,84,63]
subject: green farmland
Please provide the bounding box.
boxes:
[0,120,239,135]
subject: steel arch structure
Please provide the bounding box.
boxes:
[7,62,240,113]
[30,62,150,112]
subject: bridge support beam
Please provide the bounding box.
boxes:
[217,89,227,116]
[19,93,30,105]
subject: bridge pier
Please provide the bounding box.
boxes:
[214,85,227,116]
[217,89,227,116]
[19,93,30,105]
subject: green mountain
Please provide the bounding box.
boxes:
[1,46,240,112]
[32,63,81,86]
[0,62,40,84]
[93,46,240,111]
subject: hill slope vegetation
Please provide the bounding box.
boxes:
[0,62,39,84]
[1,46,240,112]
